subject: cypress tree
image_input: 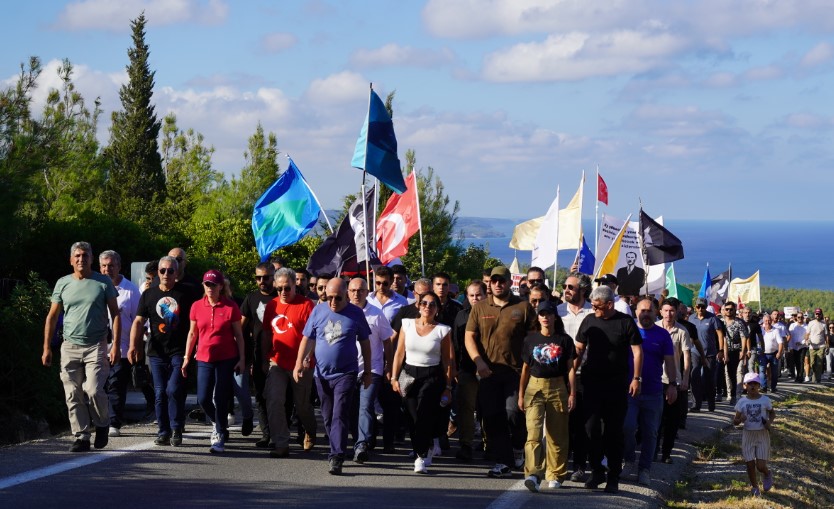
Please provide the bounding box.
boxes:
[105,12,164,222]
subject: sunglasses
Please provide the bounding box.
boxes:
[203,282,218,288]
[175,256,184,263]
[527,278,544,285]
[323,295,343,303]
[255,275,271,281]
[490,277,507,284]
[564,284,577,291]
[275,286,293,292]
[317,285,327,291]
[419,301,437,308]
[159,268,175,275]
[375,280,390,287]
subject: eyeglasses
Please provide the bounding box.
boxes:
[159,268,175,275]
[375,280,390,287]
[309,283,316,288]
[323,295,343,303]
[175,256,184,263]
[527,278,543,285]
[255,275,271,281]
[275,286,293,292]
[317,285,327,291]
[348,288,367,293]
[490,277,507,284]
[591,302,610,310]
[419,301,437,308]
[564,284,577,291]
[530,298,543,304]
[203,282,218,288]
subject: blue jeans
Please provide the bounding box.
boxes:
[351,373,382,447]
[316,372,356,460]
[105,358,131,428]
[233,369,254,420]
[197,358,237,437]
[623,392,664,471]
[760,353,779,391]
[148,354,186,437]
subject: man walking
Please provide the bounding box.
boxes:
[43,242,120,452]
[99,250,140,437]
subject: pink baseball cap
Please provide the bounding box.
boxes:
[743,372,761,385]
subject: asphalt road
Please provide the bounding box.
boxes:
[2,378,829,509]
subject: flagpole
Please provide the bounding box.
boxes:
[553,185,560,287]
[594,165,600,262]
[413,167,426,277]
[362,84,373,285]
[288,155,334,233]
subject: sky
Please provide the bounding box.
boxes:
[3,0,834,222]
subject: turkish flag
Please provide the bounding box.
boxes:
[376,171,420,264]
[597,174,608,205]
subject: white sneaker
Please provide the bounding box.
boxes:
[431,438,442,458]
[426,444,435,467]
[621,461,638,481]
[524,475,540,492]
[210,430,221,446]
[804,376,811,382]
[513,448,525,469]
[227,413,236,425]
[548,480,562,489]
[108,426,121,437]
[414,457,428,474]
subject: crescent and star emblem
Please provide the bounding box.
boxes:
[378,213,406,256]
[272,314,292,334]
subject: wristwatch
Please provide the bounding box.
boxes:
[633,376,642,382]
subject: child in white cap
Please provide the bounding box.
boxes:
[733,372,776,497]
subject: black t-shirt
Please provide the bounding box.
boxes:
[391,303,419,335]
[747,320,763,350]
[576,311,642,386]
[522,331,576,379]
[239,290,278,365]
[453,306,476,374]
[137,283,196,357]
[436,298,463,327]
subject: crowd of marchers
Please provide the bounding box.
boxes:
[43,243,831,496]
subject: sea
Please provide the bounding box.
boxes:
[462,220,834,291]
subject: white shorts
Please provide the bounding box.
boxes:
[741,429,770,462]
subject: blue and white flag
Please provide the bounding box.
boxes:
[251,159,321,262]
[351,88,407,194]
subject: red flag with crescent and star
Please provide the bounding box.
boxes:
[376,171,419,264]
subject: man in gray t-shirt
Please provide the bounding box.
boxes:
[43,242,120,453]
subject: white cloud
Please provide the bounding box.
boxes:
[801,42,834,68]
[260,33,298,53]
[54,0,228,31]
[304,71,369,105]
[782,113,834,129]
[482,30,689,82]
[350,44,456,69]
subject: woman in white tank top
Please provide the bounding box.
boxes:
[391,291,453,474]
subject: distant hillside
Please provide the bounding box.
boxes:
[455,217,520,239]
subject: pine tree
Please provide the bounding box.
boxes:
[104,12,163,223]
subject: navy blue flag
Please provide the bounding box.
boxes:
[574,234,595,275]
[351,89,407,194]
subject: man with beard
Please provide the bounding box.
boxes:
[466,267,537,479]
[556,273,593,482]
[240,262,276,446]
[721,301,749,405]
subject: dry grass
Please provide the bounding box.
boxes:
[667,387,834,509]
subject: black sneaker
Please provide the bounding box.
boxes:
[155,435,171,446]
[328,457,343,475]
[241,418,254,437]
[94,427,109,449]
[584,469,606,489]
[171,430,183,447]
[455,444,472,462]
[255,436,271,448]
[354,442,369,464]
[487,463,512,478]
[604,479,619,494]
[70,439,91,452]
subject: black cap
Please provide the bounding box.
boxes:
[594,274,618,285]
[536,300,557,315]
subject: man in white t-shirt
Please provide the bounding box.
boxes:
[788,314,808,382]
[348,277,394,464]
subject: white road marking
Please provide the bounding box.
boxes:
[0,431,212,490]
[485,480,532,509]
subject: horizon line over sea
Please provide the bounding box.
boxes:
[460,219,834,291]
